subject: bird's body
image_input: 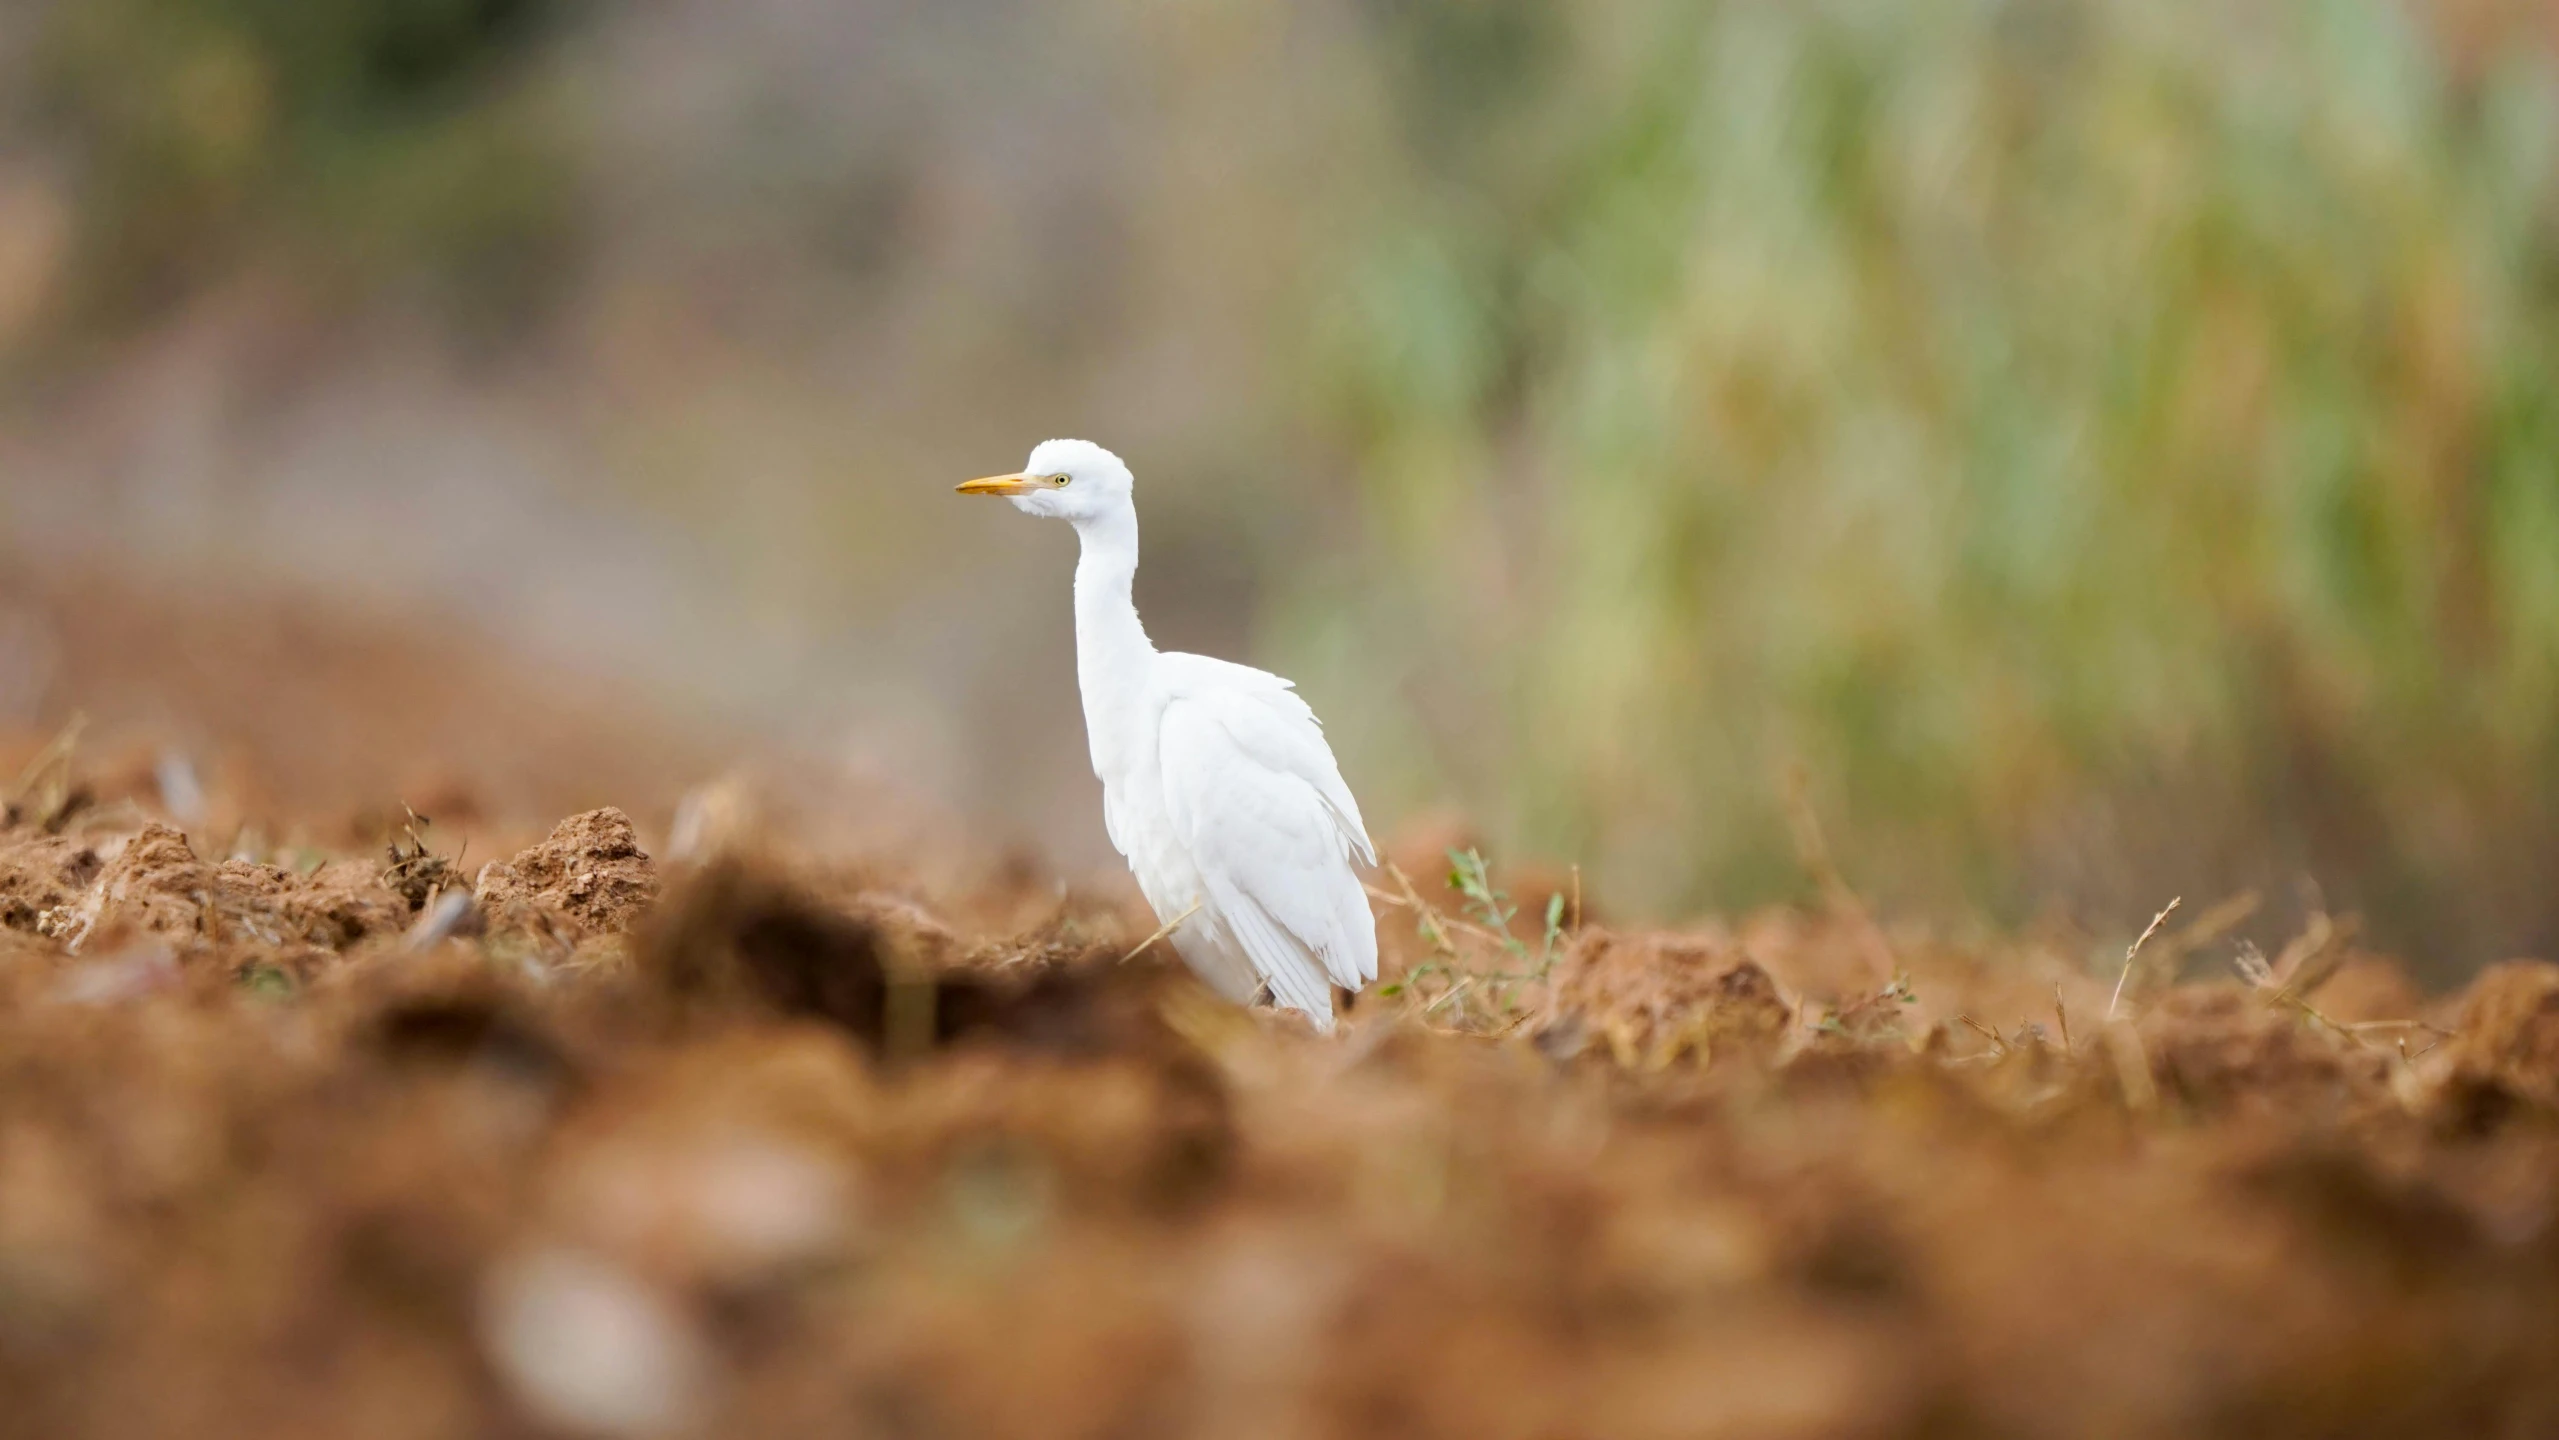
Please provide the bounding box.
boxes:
[960,440,1377,1030]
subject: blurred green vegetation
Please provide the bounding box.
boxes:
[1297,0,2559,963]
[26,0,570,336]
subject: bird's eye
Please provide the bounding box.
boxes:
[1053,474,1072,486]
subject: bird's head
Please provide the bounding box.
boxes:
[956,438,1133,523]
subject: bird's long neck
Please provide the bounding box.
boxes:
[1071,503,1154,763]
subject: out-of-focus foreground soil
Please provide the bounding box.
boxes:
[4,564,2559,1440]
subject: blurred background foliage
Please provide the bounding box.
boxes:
[1303,0,2559,969]
[1,0,2555,976]
[23,0,573,337]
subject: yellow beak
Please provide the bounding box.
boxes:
[956,472,1038,496]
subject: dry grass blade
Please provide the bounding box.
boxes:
[2234,939,2276,989]
[1369,863,1510,951]
[2234,916,2388,1049]
[1118,899,1204,965]
[1958,1013,2009,1056]
[2102,1022,2160,1112]
[5,711,89,830]
[1781,760,1897,980]
[2265,912,2352,998]
[2337,1018,2455,1037]
[2106,897,2183,1021]
[1368,866,1452,956]
[404,889,477,950]
[1420,974,1477,1019]
[2167,891,2262,960]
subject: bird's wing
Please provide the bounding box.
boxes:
[1155,655,1378,1018]
[1157,654,1374,864]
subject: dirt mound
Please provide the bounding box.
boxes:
[2305,954,2426,1023]
[0,828,100,935]
[476,807,663,940]
[2445,961,2559,1088]
[1,819,409,963]
[2419,960,2559,1130]
[640,859,1191,1061]
[1543,929,1796,1067]
[2137,983,2396,1118]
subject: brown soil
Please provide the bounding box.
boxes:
[476,808,665,942]
[2,578,2557,1439]
[0,557,713,851]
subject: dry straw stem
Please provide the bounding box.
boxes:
[2102,1021,2160,1112]
[1366,871,1450,954]
[1958,1013,2009,1056]
[1118,899,1204,966]
[1780,760,1898,980]
[2113,891,2262,1014]
[2159,891,2263,969]
[2254,911,2351,1001]
[1366,863,1510,953]
[2230,916,2448,1056]
[5,711,88,828]
[2106,897,2183,1021]
[1421,974,1477,1019]
[2234,939,2355,1045]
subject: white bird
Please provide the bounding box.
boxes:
[957,439,1378,1032]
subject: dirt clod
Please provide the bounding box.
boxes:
[641,860,1191,1064]
[15,822,406,955]
[0,830,99,933]
[476,807,661,939]
[2427,961,2559,1124]
[1546,929,1795,1067]
[642,860,895,1032]
[2137,983,2394,1118]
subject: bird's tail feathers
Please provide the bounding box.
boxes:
[1212,880,1338,1033]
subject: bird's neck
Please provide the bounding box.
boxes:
[1072,504,1155,736]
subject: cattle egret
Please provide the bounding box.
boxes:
[957,439,1378,1031]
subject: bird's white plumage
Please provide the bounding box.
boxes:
[958,439,1378,1031]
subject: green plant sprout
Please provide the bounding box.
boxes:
[1448,847,1570,972]
[1375,849,1575,1020]
[1447,848,1517,947]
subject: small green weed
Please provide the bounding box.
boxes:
[1375,849,1574,1026]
